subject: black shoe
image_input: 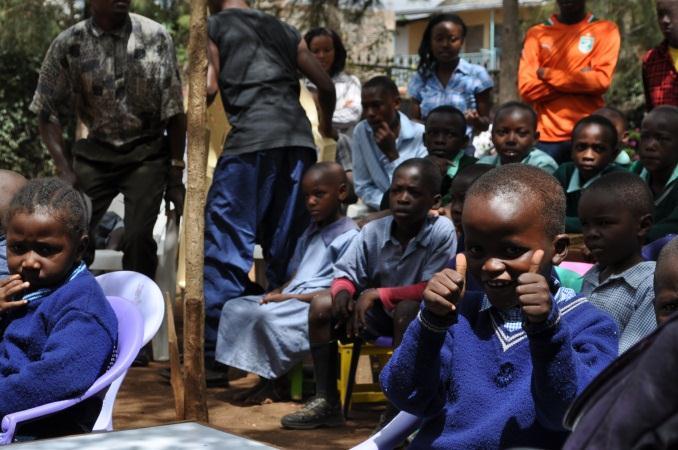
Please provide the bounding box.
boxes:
[280,397,344,430]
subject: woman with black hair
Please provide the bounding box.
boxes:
[304,27,362,135]
[408,13,493,137]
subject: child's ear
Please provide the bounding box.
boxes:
[337,182,348,203]
[534,130,540,142]
[638,213,653,239]
[431,193,442,210]
[550,234,570,266]
[461,134,469,149]
[76,234,89,261]
[394,96,401,111]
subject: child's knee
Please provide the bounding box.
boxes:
[309,294,333,326]
[393,301,420,326]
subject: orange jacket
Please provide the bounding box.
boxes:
[518,14,620,142]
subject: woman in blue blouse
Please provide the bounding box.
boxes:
[409,13,494,136]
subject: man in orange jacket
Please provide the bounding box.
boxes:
[518,0,620,163]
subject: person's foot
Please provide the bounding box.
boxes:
[280,397,344,429]
[244,378,289,405]
[159,364,230,388]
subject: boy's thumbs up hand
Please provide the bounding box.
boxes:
[423,253,467,317]
[516,249,552,323]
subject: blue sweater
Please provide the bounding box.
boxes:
[0,269,117,435]
[380,288,618,449]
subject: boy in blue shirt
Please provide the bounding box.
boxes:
[381,164,618,449]
[579,172,657,354]
[554,115,625,233]
[479,102,558,174]
[281,158,456,429]
[352,76,427,210]
[214,162,358,404]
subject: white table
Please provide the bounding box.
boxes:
[11,422,278,450]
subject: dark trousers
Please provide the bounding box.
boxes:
[203,147,316,360]
[539,140,572,164]
[73,138,167,279]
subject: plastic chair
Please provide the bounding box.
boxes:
[0,296,144,445]
[93,271,164,431]
[340,336,393,419]
[559,261,593,276]
[642,234,676,261]
[350,411,422,450]
[554,266,585,292]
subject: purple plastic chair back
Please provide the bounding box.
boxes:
[642,234,676,262]
[0,296,144,445]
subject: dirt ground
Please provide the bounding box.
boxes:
[113,362,382,449]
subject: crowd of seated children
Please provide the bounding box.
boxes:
[380,164,618,449]
[579,172,658,353]
[653,236,678,327]
[351,76,427,210]
[0,170,26,278]
[632,105,678,241]
[281,158,456,430]
[214,163,358,404]
[555,115,625,233]
[0,178,117,439]
[377,104,476,210]
[479,101,558,174]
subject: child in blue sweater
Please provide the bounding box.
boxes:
[0,178,117,439]
[381,164,618,449]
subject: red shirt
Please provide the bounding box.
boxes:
[643,40,678,110]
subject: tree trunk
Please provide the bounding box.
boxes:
[499,0,520,103]
[183,0,209,422]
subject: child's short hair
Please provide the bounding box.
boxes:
[648,104,678,124]
[467,165,565,238]
[7,178,88,241]
[394,157,442,196]
[657,236,678,271]
[582,172,654,217]
[363,76,399,98]
[594,106,628,130]
[451,163,494,191]
[572,115,618,148]
[426,105,467,134]
[493,101,538,129]
[305,161,347,185]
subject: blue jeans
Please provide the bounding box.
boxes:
[203,147,316,360]
[539,140,572,164]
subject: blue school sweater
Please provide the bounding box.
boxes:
[380,287,618,449]
[0,268,117,432]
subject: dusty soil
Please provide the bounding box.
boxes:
[113,362,382,450]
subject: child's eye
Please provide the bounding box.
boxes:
[8,244,26,255]
[466,245,483,257]
[662,302,678,312]
[505,247,525,258]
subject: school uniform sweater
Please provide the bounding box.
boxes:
[381,287,618,450]
[631,161,678,242]
[0,269,117,435]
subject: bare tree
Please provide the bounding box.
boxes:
[500,0,520,103]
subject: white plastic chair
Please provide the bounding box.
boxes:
[92,271,165,431]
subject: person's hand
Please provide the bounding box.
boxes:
[260,292,294,304]
[374,121,398,160]
[165,169,185,218]
[427,154,451,176]
[516,250,551,323]
[319,121,336,140]
[423,253,467,316]
[350,289,379,337]
[464,109,480,127]
[332,290,354,329]
[537,67,546,80]
[0,275,29,315]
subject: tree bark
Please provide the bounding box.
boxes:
[183,0,209,422]
[499,0,520,103]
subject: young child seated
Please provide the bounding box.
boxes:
[281,158,456,429]
[214,162,358,403]
[554,115,625,233]
[351,76,427,210]
[631,105,678,242]
[654,236,678,326]
[579,172,657,353]
[380,164,618,449]
[378,104,476,210]
[447,163,493,245]
[594,106,632,167]
[0,170,26,277]
[479,101,558,174]
[0,178,117,439]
